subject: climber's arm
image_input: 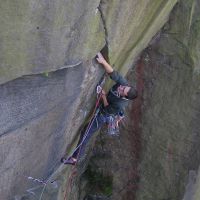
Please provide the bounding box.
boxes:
[101,89,109,107]
[96,52,128,85]
[96,52,114,74]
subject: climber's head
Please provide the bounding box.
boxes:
[117,85,138,100]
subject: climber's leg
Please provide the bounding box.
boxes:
[73,112,106,159]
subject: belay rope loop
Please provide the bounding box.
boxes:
[63,74,106,200]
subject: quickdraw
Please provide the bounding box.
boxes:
[96,73,106,95]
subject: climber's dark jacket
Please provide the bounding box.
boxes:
[101,70,130,115]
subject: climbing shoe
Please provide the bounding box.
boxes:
[61,157,77,165]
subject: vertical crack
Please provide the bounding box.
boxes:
[98,1,109,46]
[97,1,110,62]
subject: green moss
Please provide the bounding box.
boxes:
[84,164,113,196]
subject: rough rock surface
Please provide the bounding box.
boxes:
[100,0,177,73]
[0,0,178,200]
[0,0,105,84]
[0,61,102,200]
[136,1,200,199]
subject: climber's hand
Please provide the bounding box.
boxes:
[96,52,107,65]
[96,52,113,73]
[101,89,106,96]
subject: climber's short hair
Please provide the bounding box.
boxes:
[126,86,138,100]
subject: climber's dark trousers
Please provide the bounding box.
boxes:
[72,112,109,159]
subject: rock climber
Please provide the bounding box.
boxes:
[61,52,138,165]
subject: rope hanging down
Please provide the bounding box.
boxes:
[66,73,106,159]
[63,75,106,200]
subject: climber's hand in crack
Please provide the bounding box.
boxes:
[96,52,106,64]
[96,52,114,74]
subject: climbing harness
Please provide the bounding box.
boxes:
[107,112,124,136]
[107,115,119,135]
